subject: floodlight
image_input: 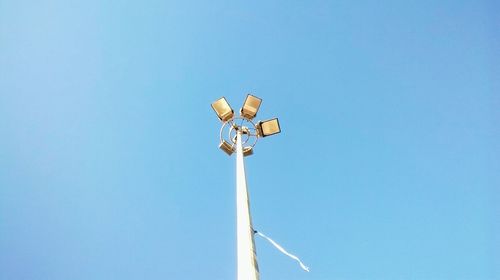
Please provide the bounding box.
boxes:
[256,118,281,137]
[240,94,262,120]
[219,140,235,155]
[243,146,253,157]
[212,97,234,122]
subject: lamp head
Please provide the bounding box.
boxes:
[211,97,234,122]
[240,94,262,120]
[256,118,281,137]
[219,140,235,156]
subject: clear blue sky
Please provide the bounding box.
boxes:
[1,1,498,279]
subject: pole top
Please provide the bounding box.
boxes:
[211,95,281,156]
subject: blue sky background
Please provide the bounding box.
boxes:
[1,0,499,279]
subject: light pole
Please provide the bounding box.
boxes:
[211,95,281,280]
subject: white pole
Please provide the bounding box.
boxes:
[236,131,260,280]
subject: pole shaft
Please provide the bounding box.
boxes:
[236,132,259,280]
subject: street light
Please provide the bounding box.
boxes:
[211,94,280,280]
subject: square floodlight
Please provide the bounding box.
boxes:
[257,118,281,137]
[211,97,234,122]
[243,146,254,157]
[219,140,235,155]
[240,94,262,120]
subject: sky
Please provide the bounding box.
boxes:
[0,0,499,279]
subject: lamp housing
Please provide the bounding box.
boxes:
[219,140,235,155]
[243,146,254,157]
[240,94,262,120]
[257,118,281,137]
[211,97,234,122]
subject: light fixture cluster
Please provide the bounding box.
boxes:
[211,94,281,156]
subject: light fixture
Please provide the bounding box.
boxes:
[219,140,235,155]
[240,94,262,120]
[243,146,253,157]
[213,95,280,156]
[211,97,234,122]
[211,94,283,280]
[256,118,281,137]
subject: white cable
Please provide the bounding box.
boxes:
[255,230,310,272]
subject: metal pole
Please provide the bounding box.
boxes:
[236,131,260,280]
